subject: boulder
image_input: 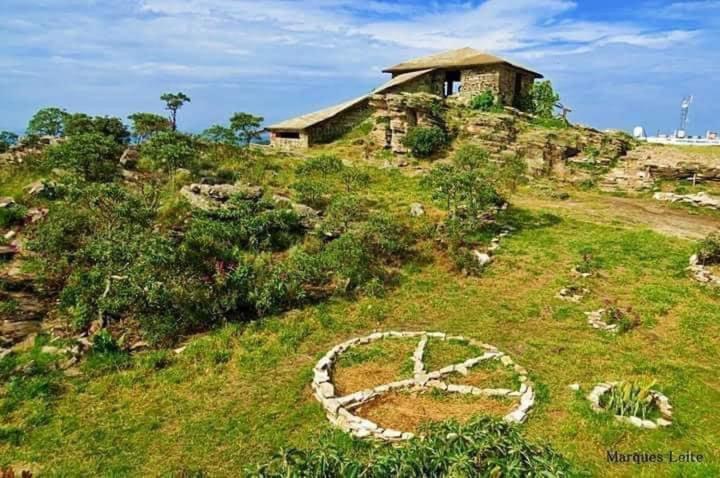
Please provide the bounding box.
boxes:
[180,182,264,210]
[119,147,140,169]
[409,203,425,217]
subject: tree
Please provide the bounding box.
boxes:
[402,126,446,157]
[230,112,264,146]
[141,131,196,177]
[64,114,130,145]
[47,133,122,182]
[200,124,237,146]
[128,113,172,143]
[528,80,560,118]
[0,131,19,153]
[160,92,191,131]
[27,107,69,137]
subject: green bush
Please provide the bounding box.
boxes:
[469,90,497,112]
[697,232,720,264]
[141,131,198,174]
[249,416,577,477]
[47,132,122,182]
[600,381,659,420]
[0,204,27,229]
[402,126,446,157]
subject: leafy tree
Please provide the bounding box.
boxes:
[27,107,69,137]
[528,80,560,118]
[47,133,122,182]
[64,114,130,145]
[230,112,264,146]
[323,194,364,234]
[128,113,172,143]
[160,92,191,131]
[402,126,446,157]
[340,167,371,193]
[200,124,237,146]
[0,131,19,153]
[141,131,196,176]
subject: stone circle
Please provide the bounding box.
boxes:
[584,309,619,333]
[312,331,534,441]
[587,382,673,429]
[688,254,720,286]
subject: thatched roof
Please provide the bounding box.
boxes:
[267,69,435,132]
[382,47,543,78]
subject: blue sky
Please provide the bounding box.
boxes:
[2,0,719,135]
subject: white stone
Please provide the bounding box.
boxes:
[568,383,580,391]
[656,418,672,427]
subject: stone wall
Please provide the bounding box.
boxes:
[459,65,534,106]
[370,92,444,153]
[308,100,372,145]
[385,71,445,96]
[270,131,310,150]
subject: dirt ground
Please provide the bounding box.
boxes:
[354,391,514,432]
[515,191,720,240]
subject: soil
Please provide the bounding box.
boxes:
[516,192,720,240]
[354,390,514,432]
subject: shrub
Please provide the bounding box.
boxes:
[697,232,720,264]
[600,381,659,420]
[603,302,640,333]
[0,204,27,229]
[402,126,446,157]
[47,133,122,182]
[526,80,560,118]
[141,131,197,175]
[0,131,19,153]
[64,113,130,145]
[249,416,577,477]
[469,90,497,112]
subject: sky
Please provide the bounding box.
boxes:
[2,0,719,135]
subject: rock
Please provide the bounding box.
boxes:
[40,345,62,355]
[568,383,581,391]
[472,250,492,268]
[382,429,403,440]
[119,148,140,169]
[656,418,672,427]
[181,183,264,210]
[409,203,425,217]
[0,197,15,208]
[24,180,47,196]
[3,230,16,241]
[130,341,149,351]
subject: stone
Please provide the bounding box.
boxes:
[641,420,658,429]
[0,197,15,208]
[628,416,644,428]
[316,382,335,398]
[24,180,47,196]
[41,346,61,355]
[382,429,403,440]
[505,410,527,423]
[409,203,425,217]
[568,383,581,391]
[656,418,672,427]
[4,230,16,240]
[472,250,492,268]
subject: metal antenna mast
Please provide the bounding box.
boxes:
[680,96,693,132]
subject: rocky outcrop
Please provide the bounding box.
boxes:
[654,192,720,209]
[180,182,263,210]
[370,92,445,154]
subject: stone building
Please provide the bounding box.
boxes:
[267,48,542,151]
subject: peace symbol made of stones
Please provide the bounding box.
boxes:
[312,331,535,441]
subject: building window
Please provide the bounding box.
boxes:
[277,131,301,139]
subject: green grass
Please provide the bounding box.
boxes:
[2,145,720,477]
[1,203,718,476]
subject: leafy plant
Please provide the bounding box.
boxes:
[526,80,560,118]
[402,126,446,157]
[160,92,191,131]
[47,132,122,182]
[600,381,659,420]
[63,113,130,145]
[469,90,498,112]
[697,232,720,265]
[603,302,640,333]
[249,416,577,477]
[128,113,172,143]
[141,131,197,176]
[27,107,69,137]
[0,131,19,153]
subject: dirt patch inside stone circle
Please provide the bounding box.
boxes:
[333,339,417,396]
[354,391,514,432]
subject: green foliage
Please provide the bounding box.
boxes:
[161,92,191,131]
[27,107,69,137]
[293,155,370,209]
[603,302,641,333]
[200,124,237,146]
[600,381,659,420]
[697,232,720,264]
[0,131,19,153]
[531,116,569,130]
[128,113,172,143]
[141,131,197,174]
[0,204,27,229]
[230,112,264,146]
[249,417,576,477]
[322,194,363,234]
[469,90,499,112]
[63,114,130,145]
[47,132,122,182]
[526,80,560,118]
[402,126,446,157]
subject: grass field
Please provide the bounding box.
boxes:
[3,179,720,476]
[2,141,720,477]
